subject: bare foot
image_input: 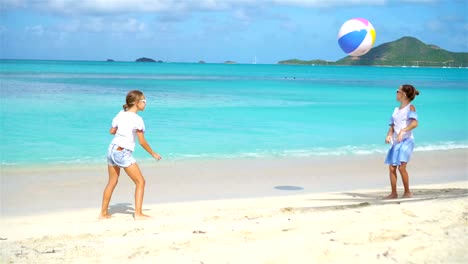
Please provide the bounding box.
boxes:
[402,192,413,198]
[99,214,112,220]
[134,214,153,220]
[384,193,398,199]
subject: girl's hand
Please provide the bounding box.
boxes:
[397,131,405,143]
[385,135,392,144]
[152,152,162,161]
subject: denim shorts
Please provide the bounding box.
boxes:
[107,144,136,168]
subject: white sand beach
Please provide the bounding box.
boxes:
[1,149,467,263]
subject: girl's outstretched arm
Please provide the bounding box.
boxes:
[136,130,161,160]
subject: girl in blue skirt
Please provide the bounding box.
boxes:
[384,84,420,199]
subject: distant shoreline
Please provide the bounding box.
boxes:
[1,58,467,68]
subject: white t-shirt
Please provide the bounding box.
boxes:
[110,111,145,151]
[388,104,418,143]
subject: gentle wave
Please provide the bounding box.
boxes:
[2,142,467,167]
[153,142,468,161]
[415,142,468,151]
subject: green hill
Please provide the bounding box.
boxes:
[279,37,468,67]
[277,59,333,65]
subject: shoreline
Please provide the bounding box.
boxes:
[2,147,466,171]
[1,149,466,217]
[2,58,467,68]
[2,144,467,169]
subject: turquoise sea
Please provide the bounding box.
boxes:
[0,60,467,166]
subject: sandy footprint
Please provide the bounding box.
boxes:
[122,228,144,237]
[369,230,408,242]
[402,209,417,217]
[128,246,153,259]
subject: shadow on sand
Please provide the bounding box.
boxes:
[108,203,152,216]
[274,185,304,191]
[108,203,135,216]
[281,188,468,213]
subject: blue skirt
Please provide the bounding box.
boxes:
[385,138,415,166]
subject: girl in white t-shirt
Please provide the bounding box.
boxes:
[384,84,420,199]
[100,90,161,220]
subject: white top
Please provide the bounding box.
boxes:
[110,111,145,151]
[388,104,418,143]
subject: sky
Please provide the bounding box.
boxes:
[0,0,466,64]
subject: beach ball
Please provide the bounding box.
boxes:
[337,18,376,56]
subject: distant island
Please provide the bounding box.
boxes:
[279,36,468,67]
[224,61,236,64]
[106,59,114,62]
[135,57,163,63]
[136,57,155,62]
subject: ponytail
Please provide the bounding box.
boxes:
[401,84,420,101]
[122,103,135,111]
[123,90,144,111]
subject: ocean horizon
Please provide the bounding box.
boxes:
[1,59,467,167]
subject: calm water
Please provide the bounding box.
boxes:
[0,60,467,166]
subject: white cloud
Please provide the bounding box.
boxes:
[232,8,255,26]
[272,0,385,7]
[58,20,81,33]
[37,0,185,15]
[1,0,390,15]
[61,18,105,33]
[55,17,145,34]
[83,18,105,33]
[26,24,44,36]
[111,18,146,33]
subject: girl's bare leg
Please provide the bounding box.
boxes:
[398,162,412,198]
[99,165,120,219]
[385,165,398,199]
[124,163,152,220]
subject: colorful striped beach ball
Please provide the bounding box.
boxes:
[337,18,376,57]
